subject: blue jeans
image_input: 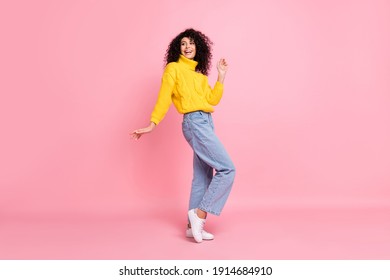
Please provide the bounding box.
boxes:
[182,111,235,216]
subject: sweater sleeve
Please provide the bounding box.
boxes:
[150,65,176,125]
[206,80,224,106]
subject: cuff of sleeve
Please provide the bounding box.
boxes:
[150,117,160,125]
[215,81,224,90]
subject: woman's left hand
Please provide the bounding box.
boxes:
[217,58,228,83]
[217,58,229,76]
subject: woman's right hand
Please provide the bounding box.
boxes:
[131,122,156,140]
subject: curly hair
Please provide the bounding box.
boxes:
[164,28,213,76]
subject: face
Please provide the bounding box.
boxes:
[180,37,196,60]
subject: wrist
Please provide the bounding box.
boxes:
[217,73,226,84]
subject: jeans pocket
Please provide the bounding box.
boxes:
[190,111,208,125]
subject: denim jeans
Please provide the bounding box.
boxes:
[182,111,235,216]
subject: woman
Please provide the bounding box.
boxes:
[131,28,235,243]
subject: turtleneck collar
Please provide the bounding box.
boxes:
[178,54,198,71]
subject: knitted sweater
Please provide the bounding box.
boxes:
[150,54,224,125]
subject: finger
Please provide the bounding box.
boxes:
[131,132,141,138]
[140,128,151,134]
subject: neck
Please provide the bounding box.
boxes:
[179,54,198,71]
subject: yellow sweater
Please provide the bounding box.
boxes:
[150,54,224,125]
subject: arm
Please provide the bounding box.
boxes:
[150,70,175,125]
[131,65,176,140]
[206,58,229,105]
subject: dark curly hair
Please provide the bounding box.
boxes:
[164,28,213,76]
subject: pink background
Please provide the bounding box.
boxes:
[1,0,389,259]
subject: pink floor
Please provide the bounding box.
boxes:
[1,206,389,260]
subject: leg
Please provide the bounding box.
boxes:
[182,111,235,242]
[189,152,213,212]
[183,111,235,216]
[195,134,235,216]
[187,152,211,230]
